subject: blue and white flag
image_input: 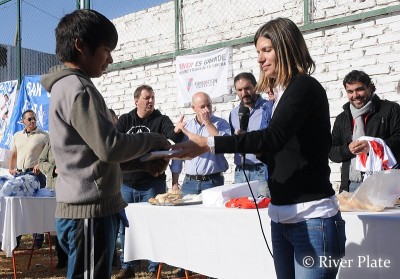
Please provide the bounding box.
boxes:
[0,79,18,140]
[0,79,18,160]
[0,75,50,150]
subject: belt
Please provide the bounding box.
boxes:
[17,168,34,172]
[185,173,222,181]
[235,163,264,171]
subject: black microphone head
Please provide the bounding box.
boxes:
[239,106,250,114]
[238,106,250,131]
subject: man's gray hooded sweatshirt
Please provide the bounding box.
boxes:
[41,68,167,219]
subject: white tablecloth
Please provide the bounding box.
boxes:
[124,203,400,279]
[0,197,6,241]
[337,209,400,279]
[0,196,57,257]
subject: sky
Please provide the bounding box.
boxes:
[0,0,169,54]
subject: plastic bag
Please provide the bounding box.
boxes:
[0,174,40,197]
[337,169,400,212]
[225,196,271,209]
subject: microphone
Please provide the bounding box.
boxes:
[238,106,250,132]
[238,106,250,167]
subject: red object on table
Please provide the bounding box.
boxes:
[225,197,271,209]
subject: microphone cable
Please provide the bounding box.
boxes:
[241,156,273,258]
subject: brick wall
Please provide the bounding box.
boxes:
[94,4,400,192]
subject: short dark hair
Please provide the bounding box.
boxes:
[55,9,118,63]
[343,70,376,93]
[22,109,35,119]
[234,72,257,87]
[134,85,154,99]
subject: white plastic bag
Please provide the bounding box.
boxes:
[0,174,40,197]
[337,169,400,211]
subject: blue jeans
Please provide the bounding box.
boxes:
[119,180,166,272]
[36,172,46,188]
[234,165,270,198]
[16,171,46,247]
[271,212,346,279]
[56,214,119,279]
[181,175,224,196]
[349,181,362,192]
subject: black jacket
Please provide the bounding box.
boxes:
[215,75,335,205]
[116,108,183,186]
[329,94,400,192]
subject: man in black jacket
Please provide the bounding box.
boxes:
[115,84,183,279]
[329,70,400,193]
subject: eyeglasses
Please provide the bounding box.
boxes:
[26,117,36,122]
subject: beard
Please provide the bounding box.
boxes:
[242,94,257,106]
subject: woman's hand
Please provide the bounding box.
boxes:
[170,127,210,159]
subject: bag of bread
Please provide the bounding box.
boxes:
[337,169,400,211]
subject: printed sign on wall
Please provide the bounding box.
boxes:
[176,48,230,105]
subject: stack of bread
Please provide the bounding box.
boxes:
[336,191,385,212]
[148,189,183,205]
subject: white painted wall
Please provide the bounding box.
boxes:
[94,1,400,192]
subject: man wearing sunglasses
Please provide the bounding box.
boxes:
[8,109,49,186]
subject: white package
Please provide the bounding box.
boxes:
[202,180,259,207]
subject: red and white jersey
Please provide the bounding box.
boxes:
[356,136,397,180]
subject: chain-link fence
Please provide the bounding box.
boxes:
[0,0,76,82]
[0,0,171,82]
[1,0,399,82]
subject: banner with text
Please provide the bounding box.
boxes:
[0,80,18,161]
[176,48,229,105]
[0,75,50,150]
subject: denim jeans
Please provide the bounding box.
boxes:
[234,165,270,198]
[15,171,46,247]
[349,181,362,192]
[271,212,346,279]
[56,214,119,279]
[36,172,46,188]
[119,180,166,272]
[181,175,224,196]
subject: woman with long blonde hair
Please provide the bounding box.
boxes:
[172,18,346,279]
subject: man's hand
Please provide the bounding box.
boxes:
[143,158,169,177]
[348,140,370,155]
[33,164,41,175]
[199,107,211,125]
[174,115,186,133]
[171,172,180,191]
[234,129,246,136]
[172,183,180,191]
[9,169,18,176]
